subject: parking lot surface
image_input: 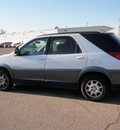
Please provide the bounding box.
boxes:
[0,48,14,55]
[0,48,120,130]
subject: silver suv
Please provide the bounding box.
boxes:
[0,32,120,101]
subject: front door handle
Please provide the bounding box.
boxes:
[76,56,84,59]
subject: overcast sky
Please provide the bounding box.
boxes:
[0,0,120,33]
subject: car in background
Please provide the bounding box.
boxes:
[0,42,6,48]
[9,42,22,48]
[0,42,12,48]
[0,43,3,47]
[3,42,12,48]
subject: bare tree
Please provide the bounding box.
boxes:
[55,26,59,29]
[0,29,6,35]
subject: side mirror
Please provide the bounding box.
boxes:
[14,47,20,55]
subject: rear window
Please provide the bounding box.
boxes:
[81,33,120,52]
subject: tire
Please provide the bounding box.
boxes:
[0,70,12,91]
[81,75,110,101]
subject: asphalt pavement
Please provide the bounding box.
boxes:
[0,48,120,130]
[0,48,14,55]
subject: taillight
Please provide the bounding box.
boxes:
[107,52,120,60]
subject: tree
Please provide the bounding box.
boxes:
[0,29,6,35]
[55,26,59,29]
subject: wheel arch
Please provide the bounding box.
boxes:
[78,69,112,89]
[0,64,14,81]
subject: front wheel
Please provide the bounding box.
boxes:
[0,70,12,91]
[81,75,110,101]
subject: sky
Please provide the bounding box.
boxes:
[0,0,120,33]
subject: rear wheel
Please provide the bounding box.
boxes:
[81,75,110,101]
[0,70,12,91]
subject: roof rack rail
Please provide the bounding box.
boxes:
[37,31,102,37]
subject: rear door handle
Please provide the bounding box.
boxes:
[76,56,84,59]
[38,59,44,61]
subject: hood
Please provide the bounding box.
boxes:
[0,52,13,65]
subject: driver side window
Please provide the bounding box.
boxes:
[20,37,48,56]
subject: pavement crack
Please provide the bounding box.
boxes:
[105,105,120,130]
[70,100,92,114]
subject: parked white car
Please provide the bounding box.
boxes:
[0,31,120,101]
[9,42,22,48]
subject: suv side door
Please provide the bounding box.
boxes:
[11,37,50,86]
[45,34,87,88]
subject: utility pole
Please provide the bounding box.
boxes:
[118,18,120,26]
[87,23,88,27]
[118,18,120,35]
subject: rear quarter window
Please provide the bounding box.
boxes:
[81,33,120,52]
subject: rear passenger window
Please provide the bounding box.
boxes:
[50,36,81,54]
